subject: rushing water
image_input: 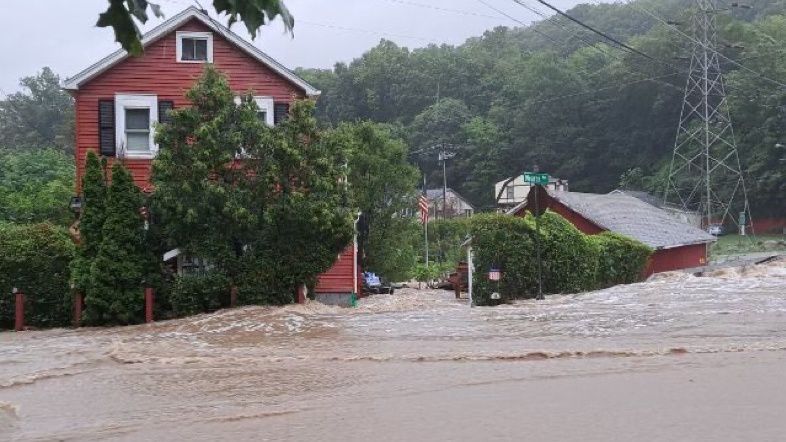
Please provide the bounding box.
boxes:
[2,259,786,441]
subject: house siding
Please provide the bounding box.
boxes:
[315,245,361,295]
[73,18,303,190]
[646,244,708,276]
[70,15,355,299]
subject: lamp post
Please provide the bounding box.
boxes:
[69,196,83,217]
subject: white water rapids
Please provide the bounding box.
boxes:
[1,259,786,441]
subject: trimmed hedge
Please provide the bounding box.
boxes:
[169,271,230,317]
[591,232,653,287]
[469,212,652,306]
[0,223,75,329]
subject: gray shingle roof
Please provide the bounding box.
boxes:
[546,190,716,249]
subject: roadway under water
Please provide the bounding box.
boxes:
[2,259,786,441]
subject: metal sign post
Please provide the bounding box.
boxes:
[523,170,548,301]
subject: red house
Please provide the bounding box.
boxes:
[64,7,359,302]
[513,187,717,275]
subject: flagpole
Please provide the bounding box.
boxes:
[423,174,429,270]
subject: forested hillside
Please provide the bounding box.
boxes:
[297,0,786,215]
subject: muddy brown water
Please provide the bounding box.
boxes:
[2,260,786,441]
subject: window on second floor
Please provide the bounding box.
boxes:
[505,185,515,200]
[115,94,158,159]
[176,32,213,63]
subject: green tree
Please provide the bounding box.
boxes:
[84,163,152,325]
[71,152,108,293]
[329,121,419,280]
[0,149,75,224]
[0,67,74,153]
[153,67,352,304]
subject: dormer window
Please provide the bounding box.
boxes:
[176,31,213,63]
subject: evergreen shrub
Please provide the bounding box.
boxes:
[0,223,75,329]
[169,271,230,317]
[591,232,653,287]
[469,212,652,306]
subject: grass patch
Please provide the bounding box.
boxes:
[711,234,786,256]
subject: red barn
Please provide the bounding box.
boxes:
[64,7,359,302]
[513,187,717,276]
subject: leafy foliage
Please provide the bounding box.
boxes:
[152,67,352,305]
[591,232,653,287]
[168,271,230,317]
[0,223,75,329]
[332,121,420,281]
[0,149,75,225]
[84,163,155,325]
[468,212,652,306]
[301,2,786,216]
[70,152,107,293]
[0,67,74,154]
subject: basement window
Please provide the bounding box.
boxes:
[176,31,213,63]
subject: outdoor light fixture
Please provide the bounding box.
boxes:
[69,196,83,215]
[11,287,18,295]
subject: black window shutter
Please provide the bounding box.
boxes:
[274,103,290,125]
[158,100,174,125]
[98,100,115,157]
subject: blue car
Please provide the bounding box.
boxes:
[363,272,394,295]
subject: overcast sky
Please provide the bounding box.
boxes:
[0,0,595,95]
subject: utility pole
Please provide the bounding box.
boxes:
[439,147,456,220]
[665,0,752,236]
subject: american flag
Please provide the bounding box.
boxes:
[488,268,502,281]
[418,193,429,225]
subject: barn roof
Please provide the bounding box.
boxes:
[62,6,319,96]
[544,190,716,249]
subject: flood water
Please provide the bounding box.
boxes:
[2,259,786,441]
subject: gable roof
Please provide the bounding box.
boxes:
[426,188,474,209]
[63,6,319,96]
[542,189,716,249]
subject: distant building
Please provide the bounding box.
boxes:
[495,175,568,210]
[426,188,474,220]
[512,187,717,275]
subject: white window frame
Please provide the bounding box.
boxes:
[176,31,214,63]
[115,93,158,159]
[252,96,275,127]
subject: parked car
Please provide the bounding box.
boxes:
[362,272,394,295]
[708,224,725,236]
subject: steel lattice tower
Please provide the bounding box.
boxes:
[665,0,751,232]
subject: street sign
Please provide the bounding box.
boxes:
[523,172,549,186]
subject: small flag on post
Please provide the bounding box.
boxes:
[419,194,429,225]
[489,268,501,281]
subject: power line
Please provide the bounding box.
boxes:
[625,1,786,88]
[376,0,504,20]
[524,71,684,105]
[512,0,631,60]
[474,0,566,47]
[523,0,677,71]
[298,20,440,44]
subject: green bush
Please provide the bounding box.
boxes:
[169,271,230,317]
[469,214,537,306]
[469,212,652,306]
[84,164,157,326]
[591,232,653,287]
[533,213,599,294]
[0,223,75,329]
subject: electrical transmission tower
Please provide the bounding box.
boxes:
[665,0,751,234]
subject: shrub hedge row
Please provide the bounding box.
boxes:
[469,212,653,306]
[0,223,75,329]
